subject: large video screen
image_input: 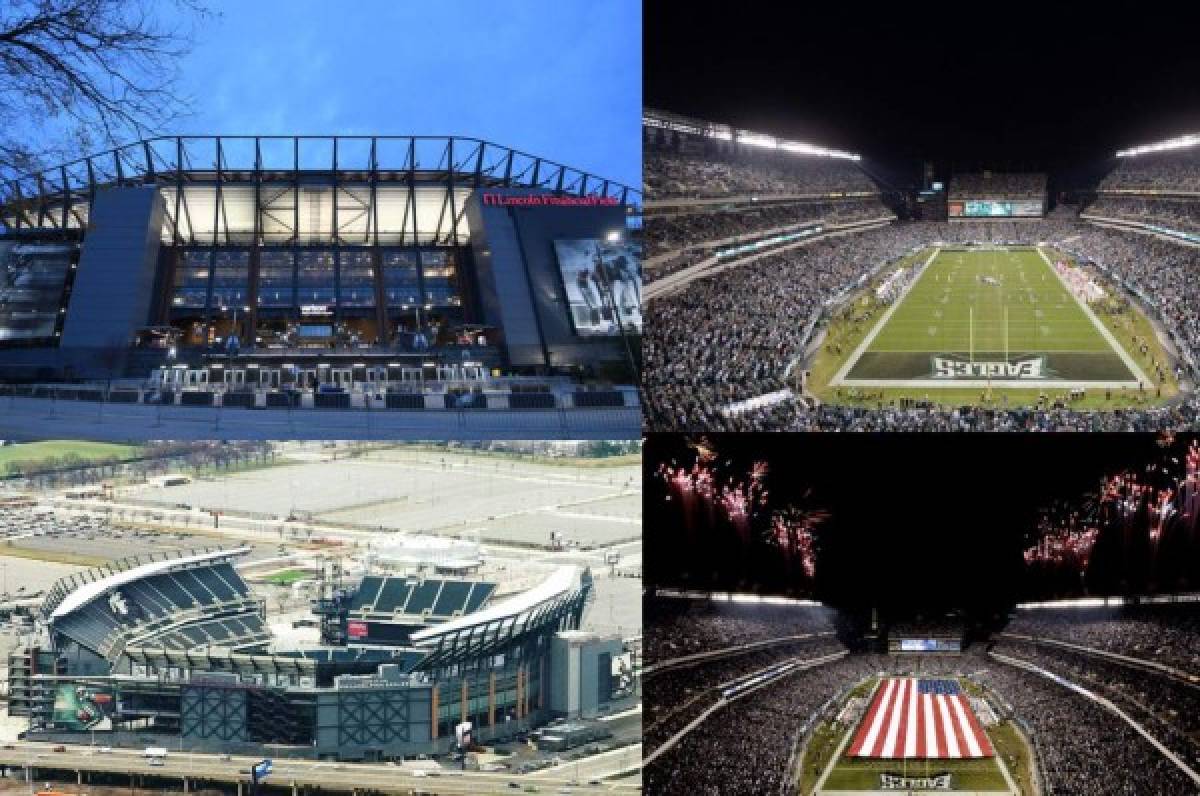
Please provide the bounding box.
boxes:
[553,239,642,337]
[948,200,1044,218]
[893,638,963,652]
[0,242,75,343]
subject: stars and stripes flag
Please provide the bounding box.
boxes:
[847,678,995,759]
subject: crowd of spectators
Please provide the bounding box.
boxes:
[646,197,891,262]
[645,625,1200,795]
[644,596,838,665]
[644,652,886,795]
[983,644,1199,793]
[644,218,1200,432]
[948,172,1048,199]
[645,149,876,200]
[888,617,965,639]
[1084,195,1200,234]
[992,639,1200,775]
[1098,147,1200,193]
[1005,603,1200,675]
[645,636,846,755]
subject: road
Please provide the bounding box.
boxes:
[0,396,639,441]
[528,744,642,783]
[1,740,642,795]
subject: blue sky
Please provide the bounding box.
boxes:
[167,0,641,190]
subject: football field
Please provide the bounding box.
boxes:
[810,677,1016,794]
[831,246,1150,389]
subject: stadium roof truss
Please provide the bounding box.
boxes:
[0,136,640,246]
[40,546,251,620]
[411,567,592,670]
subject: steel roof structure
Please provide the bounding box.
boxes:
[410,566,593,669]
[0,135,640,246]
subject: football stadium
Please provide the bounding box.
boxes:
[0,441,642,793]
[643,434,1200,795]
[0,136,641,434]
[643,108,1200,432]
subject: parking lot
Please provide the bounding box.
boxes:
[117,448,641,549]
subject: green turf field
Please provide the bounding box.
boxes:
[0,440,139,470]
[819,755,1011,792]
[260,568,312,586]
[835,246,1146,387]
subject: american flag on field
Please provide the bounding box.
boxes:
[847,678,995,759]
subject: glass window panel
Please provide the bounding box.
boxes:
[177,186,217,244]
[171,250,211,308]
[209,250,250,309]
[382,249,420,307]
[0,242,74,342]
[375,186,411,244]
[296,250,335,304]
[259,184,297,244]
[257,250,294,308]
[421,250,460,306]
[297,187,332,244]
[336,186,371,242]
[338,249,375,307]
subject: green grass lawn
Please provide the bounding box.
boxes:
[844,247,1137,383]
[0,440,139,470]
[260,568,312,586]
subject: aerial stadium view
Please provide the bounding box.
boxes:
[0,440,642,794]
[0,0,641,441]
[643,433,1200,795]
[643,8,1200,431]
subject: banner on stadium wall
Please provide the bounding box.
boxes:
[553,239,643,337]
[347,620,368,639]
[51,683,117,730]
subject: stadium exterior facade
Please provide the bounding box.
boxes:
[9,547,634,760]
[0,136,641,392]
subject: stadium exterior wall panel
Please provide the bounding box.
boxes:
[60,186,164,349]
[466,188,630,369]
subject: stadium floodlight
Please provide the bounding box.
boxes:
[1116,132,1200,157]
[737,131,778,149]
[645,107,861,159]
[779,140,862,162]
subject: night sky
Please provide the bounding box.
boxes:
[645,434,1185,619]
[645,5,1200,187]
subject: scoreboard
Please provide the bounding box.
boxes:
[888,638,962,653]
[948,199,1044,218]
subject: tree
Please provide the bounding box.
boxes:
[0,0,210,180]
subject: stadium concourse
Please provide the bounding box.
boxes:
[643,113,1200,432]
[641,595,1200,795]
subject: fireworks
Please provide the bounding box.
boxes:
[1025,439,1200,579]
[658,437,829,583]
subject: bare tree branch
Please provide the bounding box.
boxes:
[0,0,212,182]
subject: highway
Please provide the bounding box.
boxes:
[0,740,642,795]
[0,396,639,441]
[528,744,642,783]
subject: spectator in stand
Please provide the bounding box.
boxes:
[644,219,1200,432]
